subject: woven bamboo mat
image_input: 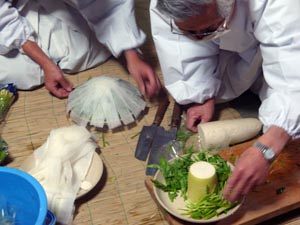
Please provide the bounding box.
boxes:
[1,1,298,225]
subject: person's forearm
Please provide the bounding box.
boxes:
[257,125,291,156]
[21,40,55,70]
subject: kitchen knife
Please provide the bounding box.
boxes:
[134,96,170,161]
[146,101,183,176]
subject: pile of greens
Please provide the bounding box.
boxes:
[0,83,16,164]
[151,151,238,220]
[0,137,8,164]
[0,83,16,122]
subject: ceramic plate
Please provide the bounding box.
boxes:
[153,156,242,223]
[20,152,103,198]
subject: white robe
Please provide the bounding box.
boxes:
[0,0,146,89]
[150,0,300,139]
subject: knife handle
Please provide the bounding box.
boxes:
[170,102,183,129]
[153,96,170,125]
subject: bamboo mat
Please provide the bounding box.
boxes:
[1,1,299,225]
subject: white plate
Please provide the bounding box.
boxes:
[153,156,242,223]
[20,152,103,198]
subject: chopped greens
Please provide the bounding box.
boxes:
[183,192,237,219]
[276,186,286,195]
[130,131,140,139]
[151,151,238,220]
[101,132,109,147]
[176,126,194,148]
[151,153,194,201]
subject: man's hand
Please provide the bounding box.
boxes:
[186,98,215,132]
[22,40,73,98]
[125,49,161,99]
[223,125,291,202]
[43,62,73,98]
[223,146,270,202]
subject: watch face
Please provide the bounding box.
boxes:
[265,149,275,160]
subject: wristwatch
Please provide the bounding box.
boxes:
[253,141,276,162]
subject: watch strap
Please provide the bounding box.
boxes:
[253,141,276,162]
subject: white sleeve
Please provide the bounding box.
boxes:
[77,0,146,57]
[250,0,300,139]
[150,0,221,105]
[0,1,35,54]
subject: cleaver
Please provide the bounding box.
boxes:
[134,96,170,161]
[146,101,183,176]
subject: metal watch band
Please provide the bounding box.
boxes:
[253,141,276,162]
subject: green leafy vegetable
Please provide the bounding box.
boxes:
[183,193,237,219]
[0,137,8,164]
[151,151,238,219]
[176,125,194,148]
[151,153,194,201]
[0,84,16,122]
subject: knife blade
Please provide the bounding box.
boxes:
[134,96,170,161]
[146,101,183,176]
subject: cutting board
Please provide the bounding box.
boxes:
[145,139,300,225]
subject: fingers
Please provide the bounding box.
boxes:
[223,171,249,202]
[185,106,203,132]
[47,85,70,98]
[142,73,162,99]
[46,77,73,99]
[223,151,268,202]
[59,76,73,92]
[185,115,199,132]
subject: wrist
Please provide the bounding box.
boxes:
[256,125,291,156]
[124,48,144,62]
[253,141,276,163]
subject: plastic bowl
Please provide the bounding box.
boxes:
[0,167,48,225]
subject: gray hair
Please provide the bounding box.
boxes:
[157,0,235,22]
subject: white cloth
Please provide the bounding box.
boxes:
[150,0,300,139]
[28,125,97,225]
[0,0,146,89]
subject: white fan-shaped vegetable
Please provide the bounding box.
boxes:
[67,75,146,129]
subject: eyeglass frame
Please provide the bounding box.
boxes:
[170,18,230,41]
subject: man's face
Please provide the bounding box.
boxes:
[173,2,231,41]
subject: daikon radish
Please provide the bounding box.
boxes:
[187,161,218,203]
[197,118,262,151]
[67,75,146,129]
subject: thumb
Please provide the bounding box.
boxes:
[59,77,73,92]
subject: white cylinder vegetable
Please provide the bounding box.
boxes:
[187,161,218,203]
[197,118,262,151]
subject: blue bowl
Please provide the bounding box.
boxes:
[0,167,48,225]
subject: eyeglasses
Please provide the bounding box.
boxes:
[170,18,230,41]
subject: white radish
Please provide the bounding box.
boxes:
[187,161,218,203]
[197,118,262,151]
[67,75,146,129]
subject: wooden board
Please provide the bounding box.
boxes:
[145,139,300,225]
